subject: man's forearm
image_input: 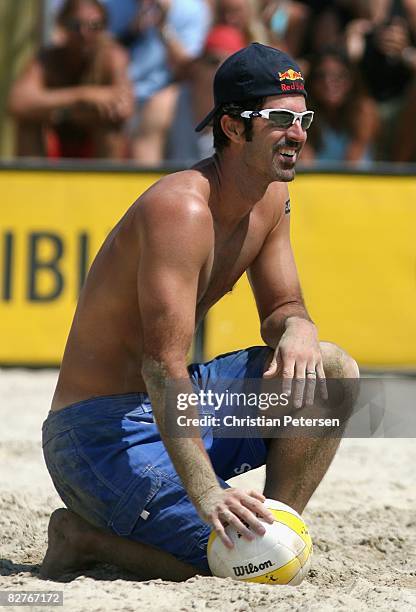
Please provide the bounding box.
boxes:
[142,356,220,505]
[261,301,314,349]
[8,86,85,121]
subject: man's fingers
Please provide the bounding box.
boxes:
[293,362,307,408]
[226,510,260,539]
[228,506,266,537]
[247,489,266,503]
[316,362,328,400]
[263,352,280,378]
[217,504,256,540]
[292,377,305,409]
[282,359,295,396]
[305,365,317,406]
[212,516,233,548]
[263,358,277,378]
[241,496,274,523]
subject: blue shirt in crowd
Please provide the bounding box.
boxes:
[103,0,211,102]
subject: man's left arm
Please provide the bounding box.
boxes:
[247,188,327,406]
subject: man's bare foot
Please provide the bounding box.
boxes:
[40,509,97,580]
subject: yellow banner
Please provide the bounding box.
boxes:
[0,170,415,368]
[206,175,416,369]
[0,170,163,364]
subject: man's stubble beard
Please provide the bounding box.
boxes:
[272,156,296,182]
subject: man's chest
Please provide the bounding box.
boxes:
[196,216,267,316]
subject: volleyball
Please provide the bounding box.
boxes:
[207,499,313,585]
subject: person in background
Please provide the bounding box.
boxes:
[104,0,211,164]
[260,0,310,58]
[391,77,416,161]
[299,0,360,56]
[8,0,134,159]
[168,24,246,162]
[345,0,416,160]
[300,49,379,164]
[215,0,268,44]
[259,1,365,74]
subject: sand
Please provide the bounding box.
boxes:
[1,369,415,611]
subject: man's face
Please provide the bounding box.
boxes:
[64,3,106,54]
[242,94,308,183]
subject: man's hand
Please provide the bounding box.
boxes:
[263,317,328,408]
[375,18,410,58]
[195,486,275,548]
[80,85,133,122]
[129,0,171,33]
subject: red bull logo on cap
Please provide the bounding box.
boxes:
[278,68,305,92]
[278,68,303,81]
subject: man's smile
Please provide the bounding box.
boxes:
[273,138,303,166]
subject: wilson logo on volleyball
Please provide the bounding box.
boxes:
[233,559,273,577]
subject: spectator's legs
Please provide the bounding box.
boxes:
[374,97,404,161]
[94,126,129,159]
[15,121,45,156]
[131,84,179,165]
[392,80,416,162]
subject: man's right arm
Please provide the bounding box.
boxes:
[7,60,87,121]
[137,192,273,546]
[7,58,131,124]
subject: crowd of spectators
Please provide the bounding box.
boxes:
[7,0,416,165]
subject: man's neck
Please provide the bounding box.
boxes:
[207,152,270,227]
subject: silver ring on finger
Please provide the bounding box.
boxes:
[306,371,316,377]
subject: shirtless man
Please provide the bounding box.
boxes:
[41,43,359,581]
[8,0,133,158]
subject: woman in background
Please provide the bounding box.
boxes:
[300,49,379,164]
[216,0,268,44]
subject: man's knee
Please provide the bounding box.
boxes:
[319,342,360,427]
[320,341,360,379]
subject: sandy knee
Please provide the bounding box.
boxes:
[320,341,360,378]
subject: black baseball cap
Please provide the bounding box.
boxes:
[195,42,307,132]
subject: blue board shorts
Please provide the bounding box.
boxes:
[42,346,272,573]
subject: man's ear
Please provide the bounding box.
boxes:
[220,115,245,144]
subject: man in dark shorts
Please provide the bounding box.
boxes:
[41,43,359,581]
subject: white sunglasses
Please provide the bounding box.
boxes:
[240,108,314,130]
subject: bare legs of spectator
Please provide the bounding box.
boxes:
[95,126,129,159]
[131,84,179,165]
[15,122,45,156]
[14,121,129,159]
[392,80,416,162]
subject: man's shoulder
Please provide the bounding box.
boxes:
[266,181,290,204]
[135,170,212,230]
[260,181,291,228]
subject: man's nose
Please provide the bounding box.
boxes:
[287,118,306,141]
